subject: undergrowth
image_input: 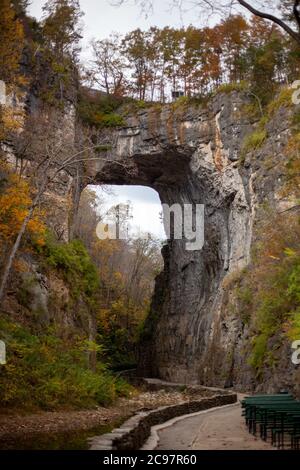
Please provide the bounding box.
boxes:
[0,316,132,410]
[228,212,300,376]
[42,234,99,301]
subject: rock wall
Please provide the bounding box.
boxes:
[3,84,299,393]
[82,90,298,393]
[0,84,94,341]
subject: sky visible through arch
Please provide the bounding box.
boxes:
[93,185,165,239]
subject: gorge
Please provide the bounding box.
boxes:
[3,86,299,396]
[1,1,300,429]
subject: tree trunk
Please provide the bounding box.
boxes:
[0,204,35,303]
[0,180,47,303]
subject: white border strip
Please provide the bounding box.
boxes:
[141,402,238,450]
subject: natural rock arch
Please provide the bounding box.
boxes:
[78,92,255,385]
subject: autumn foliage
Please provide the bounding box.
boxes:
[230,211,300,375]
[0,0,25,84]
[88,15,300,103]
[0,166,46,255]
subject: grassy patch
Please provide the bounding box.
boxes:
[217,81,249,94]
[240,129,267,164]
[287,309,300,341]
[121,99,153,114]
[78,89,125,128]
[243,129,267,152]
[171,95,190,111]
[267,87,294,116]
[171,94,211,112]
[241,101,262,120]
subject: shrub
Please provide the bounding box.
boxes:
[43,235,99,299]
[217,81,249,94]
[0,316,132,410]
[78,91,125,128]
[100,113,125,127]
[249,333,268,371]
[288,309,300,341]
[242,129,267,154]
[236,286,253,325]
[267,87,294,116]
[172,95,190,110]
[239,212,300,374]
[281,132,300,199]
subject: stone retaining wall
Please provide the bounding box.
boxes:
[89,393,237,450]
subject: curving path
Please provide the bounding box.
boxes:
[155,402,273,450]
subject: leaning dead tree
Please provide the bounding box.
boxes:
[0,113,126,303]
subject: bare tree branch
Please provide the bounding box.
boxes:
[237,0,300,43]
[0,141,127,303]
[293,0,300,30]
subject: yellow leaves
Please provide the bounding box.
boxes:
[284,248,297,257]
[114,271,123,282]
[1,106,25,133]
[0,169,46,250]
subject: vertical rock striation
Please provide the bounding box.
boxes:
[86,90,297,391]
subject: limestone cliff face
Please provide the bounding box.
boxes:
[83,91,298,393]
[3,87,298,392]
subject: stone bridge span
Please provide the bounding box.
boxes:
[82,92,254,385]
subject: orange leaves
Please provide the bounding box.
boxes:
[1,107,25,135]
[13,258,29,273]
[219,14,249,47]
[0,170,46,250]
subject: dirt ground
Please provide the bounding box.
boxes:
[0,388,210,449]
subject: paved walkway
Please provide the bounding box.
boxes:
[156,403,273,450]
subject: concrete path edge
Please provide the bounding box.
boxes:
[89,392,237,451]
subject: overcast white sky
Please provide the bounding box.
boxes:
[28,0,220,61]
[94,185,165,239]
[29,0,208,38]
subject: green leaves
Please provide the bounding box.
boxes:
[44,235,99,298]
[0,316,132,410]
[78,91,125,128]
